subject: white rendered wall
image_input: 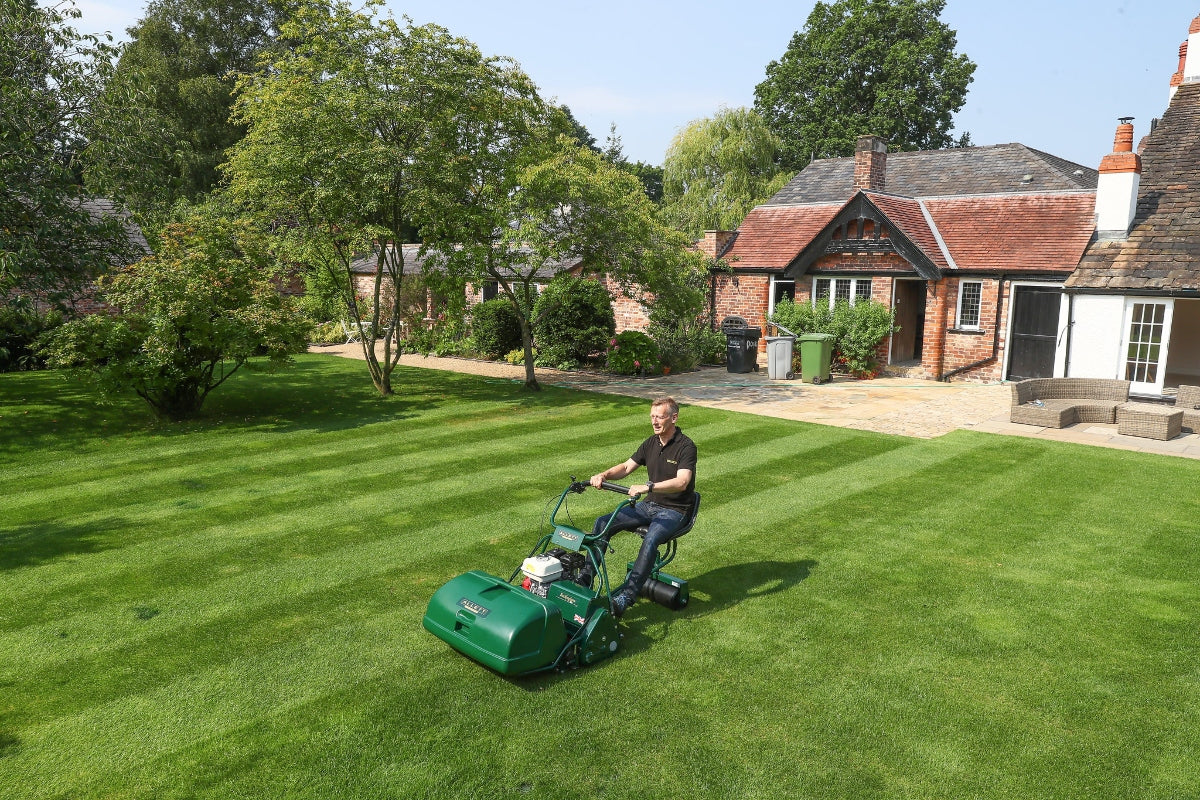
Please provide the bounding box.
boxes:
[1067,295,1126,378]
[1095,172,1140,234]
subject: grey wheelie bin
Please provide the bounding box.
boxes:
[764,323,796,380]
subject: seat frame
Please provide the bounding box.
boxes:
[634,491,701,573]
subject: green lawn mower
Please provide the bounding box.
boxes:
[422,478,700,676]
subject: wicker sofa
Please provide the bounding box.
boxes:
[1176,384,1200,432]
[1010,378,1131,428]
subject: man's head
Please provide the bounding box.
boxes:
[650,396,679,438]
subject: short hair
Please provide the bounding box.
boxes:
[651,396,679,417]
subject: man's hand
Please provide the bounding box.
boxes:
[589,473,606,489]
[629,484,650,497]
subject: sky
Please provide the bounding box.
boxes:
[71,0,1200,171]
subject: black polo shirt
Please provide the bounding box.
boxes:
[632,427,697,514]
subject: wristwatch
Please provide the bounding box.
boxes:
[647,480,655,493]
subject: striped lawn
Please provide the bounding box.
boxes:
[2,355,1199,799]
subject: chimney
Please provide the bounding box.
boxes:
[1095,118,1142,237]
[1169,41,1187,102]
[698,230,736,259]
[853,135,888,192]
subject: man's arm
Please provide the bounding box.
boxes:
[590,458,639,489]
[629,469,691,498]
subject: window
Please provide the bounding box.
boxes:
[956,281,982,329]
[1125,302,1166,384]
[770,278,795,315]
[482,281,498,302]
[812,277,871,309]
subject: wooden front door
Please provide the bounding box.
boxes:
[890,280,925,362]
[1006,286,1061,381]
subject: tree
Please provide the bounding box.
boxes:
[0,0,141,309]
[40,202,310,420]
[660,107,792,239]
[84,0,290,222]
[599,123,664,203]
[224,0,541,396]
[753,0,975,170]
[422,133,702,390]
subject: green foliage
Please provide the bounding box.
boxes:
[307,319,344,345]
[0,304,63,372]
[470,299,524,360]
[531,276,615,366]
[84,0,289,221]
[606,330,660,375]
[298,264,346,324]
[648,321,721,373]
[754,0,976,169]
[504,346,533,365]
[1,0,141,308]
[661,107,792,238]
[226,0,539,396]
[771,298,897,377]
[40,208,309,420]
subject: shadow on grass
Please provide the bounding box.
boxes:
[0,356,629,455]
[615,559,818,660]
[0,517,126,572]
[513,560,816,688]
[0,730,19,759]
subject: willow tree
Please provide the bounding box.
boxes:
[660,107,791,239]
[224,0,540,396]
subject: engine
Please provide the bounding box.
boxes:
[520,549,588,597]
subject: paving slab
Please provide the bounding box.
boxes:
[312,344,1200,460]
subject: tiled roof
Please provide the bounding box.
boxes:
[1068,82,1200,292]
[770,143,1097,205]
[926,193,1097,272]
[350,243,579,279]
[721,204,840,269]
[867,193,949,271]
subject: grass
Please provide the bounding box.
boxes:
[2,354,1200,799]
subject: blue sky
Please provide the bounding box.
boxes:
[73,0,1198,171]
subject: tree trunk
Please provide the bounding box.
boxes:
[520,318,540,391]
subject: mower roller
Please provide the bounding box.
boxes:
[422,478,699,676]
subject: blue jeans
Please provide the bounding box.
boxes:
[592,502,685,595]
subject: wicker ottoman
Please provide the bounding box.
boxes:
[1117,402,1183,440]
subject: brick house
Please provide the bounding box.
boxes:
[701,137,1099,382]
[1063,14,1200,398]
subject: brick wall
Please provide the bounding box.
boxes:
[939,277,1005,382]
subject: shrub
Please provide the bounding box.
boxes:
[649,322,703,372]
[0,305,63,372]
[771,298,897,378]
[504,347,532,365]
[532,276,615,365]
[40,215,310,420]
[470,299,523,359]
[606,330,660,375]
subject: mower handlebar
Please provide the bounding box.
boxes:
[600,480,636,495]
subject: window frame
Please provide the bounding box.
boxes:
[812,277,872,309]
[955,280,983,330]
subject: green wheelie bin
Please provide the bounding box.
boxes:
[798,333,835,384]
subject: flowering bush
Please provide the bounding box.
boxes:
[606,330,660,375]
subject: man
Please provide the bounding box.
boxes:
[586,396,697,617]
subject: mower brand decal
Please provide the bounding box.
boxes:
[554,528,579,543]
[554,590,578,606]
[458,598,490,617]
